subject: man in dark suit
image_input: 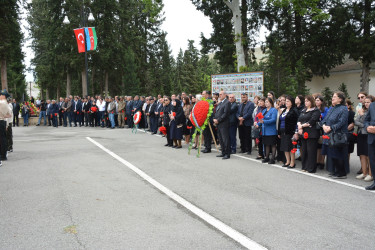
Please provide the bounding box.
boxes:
[213,91,231,159]
[236,93,255,154]
[58,97,64,126]
[365,102,375,190]
[202,90,213,153]
[12,99,20,127]
[82,98,91,127]
[228,94,238,154]
[72,96,82,127]
[48,100,59,127]
[148,98,158,134]
[125,96,133,128]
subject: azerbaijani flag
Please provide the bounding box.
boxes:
[84,27,97,51]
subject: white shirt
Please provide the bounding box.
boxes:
[142,102,147,112]
[98,100,106,112]
[7,103,13,125]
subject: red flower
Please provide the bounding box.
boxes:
[159,126,167,135]
[187,126,192,129]
[256,113,264,120]
[292,141,298,145]
[353,133,358,137]
[322,135,330,139]
[291,148,297,153]
[304,132,309,139]
[125,117,127,121]
[172,112,176,117]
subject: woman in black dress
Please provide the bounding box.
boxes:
[162,97,173,147]
[346,99,355,162]
[278,96,299,168]
[295,95,321,173]
[169,99,185,148]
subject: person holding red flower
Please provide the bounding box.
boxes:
[295,95,321,173]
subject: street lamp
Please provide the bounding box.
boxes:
[63,3,95,97]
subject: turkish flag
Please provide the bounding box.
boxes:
[74,28,86,53]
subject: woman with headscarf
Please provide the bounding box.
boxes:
[169,99,185,148]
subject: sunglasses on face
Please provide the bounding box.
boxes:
[358,96,365,100]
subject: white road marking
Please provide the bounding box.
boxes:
[211,149,375,193]
[87,137,267,250]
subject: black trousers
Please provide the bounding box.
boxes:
[6,123,12,150]
[0,120,7,160]
[203,124,212,150]
[368,143,375,185]
[218,124,230,156]
[238,125,252,152]
[126,113,133,128]
[13,114,19,126]
[258,136,264,157]
[59,111,63,126]
[301,138,318,172]
[166,124,173,146]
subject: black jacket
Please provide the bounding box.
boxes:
[278,107,299,135]
[229,102,238,125]
[298,108,321,139]
[163,104,172,125]
[214,98,231,128]
[13,103,20,115]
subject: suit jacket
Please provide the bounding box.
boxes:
[132,100,143,112]
[365,102,375,144]
[149,103,157,117]
[125,100,133,114]
[260,107,278,136]
[278,107,299,135]
[229,102,238,126]
[236,101,255,126]
[13,103,20,115]
[48,103,59,114]
[297,108,321,138]
[214,98,231,128]
[82,102,91,112]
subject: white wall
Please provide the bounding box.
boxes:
[309,70,375,105]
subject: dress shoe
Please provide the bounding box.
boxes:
[202,149,211,153]
[262,158,269,163]
[365,183,375,190]
[287,164,296,169]
[282,164,290,168]
[246,151,251,155]
[164,144,169,146]
[216,154,225,157]
[268,159,275,164]
[240,150,246,153]
[176,146,182,149]
[256,156,264,160]
[332,175,347,179]
[222,155,230,160]
[36,124,40,126]
[172,145,177,148]
[231,151,236,154]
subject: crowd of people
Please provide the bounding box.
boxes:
[2,89,375,191]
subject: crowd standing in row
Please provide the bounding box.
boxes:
[4,89,375,191]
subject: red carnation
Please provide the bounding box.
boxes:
[172,112,176,117]
[322,135,330,139]
[159,126,167,135]
[256,113,264,120]
[292,141,298,145]
[187,126,192,129]
[160,112,164,116]
[304,132,309,139]
[353,133,358,137]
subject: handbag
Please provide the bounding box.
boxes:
[328,132,347,148]
[252,127,260,139]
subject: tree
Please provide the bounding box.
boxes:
[123,48,140,96]
[342,0,375,93]
[224,0,245,72]
[322,86,333,106]
[338,82,350,100]
[191,0,236,73]
[0,0,23,91]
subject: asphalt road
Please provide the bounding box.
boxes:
[1,126,375,249]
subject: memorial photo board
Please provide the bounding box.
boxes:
[211,72,264,102]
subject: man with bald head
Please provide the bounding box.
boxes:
[213,91,231,159]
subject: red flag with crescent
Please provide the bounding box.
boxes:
[74,28,86,53]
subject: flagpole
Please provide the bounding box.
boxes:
[81,3,89,97]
